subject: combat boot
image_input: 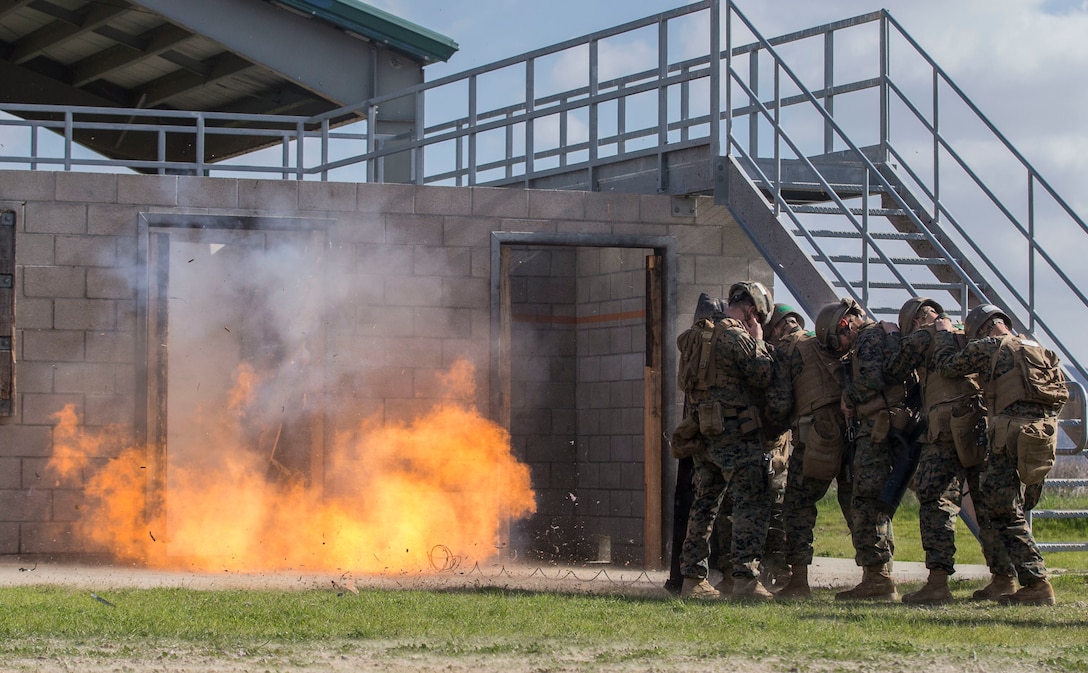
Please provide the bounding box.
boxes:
[901,569,953,605]
[681,577,721,600]
[835,563,898,602]
[732,575,774,601]
[775,564,812,600]
[713,573,734,596]
[971,573,1015,601]
[999,578,1056,606]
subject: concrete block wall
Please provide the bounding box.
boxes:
[0,170,770,566]
[574,246,647,564]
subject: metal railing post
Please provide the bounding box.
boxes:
[713,0,723,156]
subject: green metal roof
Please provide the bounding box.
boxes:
[276,0,459,63]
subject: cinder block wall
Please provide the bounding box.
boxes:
[0,170,769,565]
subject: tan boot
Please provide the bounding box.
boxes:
[732,575,774,601]
[775,564,812,600]
[713,573,734,596]
[835,563,898,602]
[681,577,722,600]
[971,573,1016,601]
[999,578,1056,606]
[902,569,953,605]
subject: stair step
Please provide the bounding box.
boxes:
[1043,479,1088,488]
[1030,510,1088,520]
[824,255,951,266]
[792,205,910,217]
[779,181,892,194]
[831,281,964,291]
[794,229,927,241]
[1037,542,1088,552]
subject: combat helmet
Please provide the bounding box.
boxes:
[964,303,1011,339]
[814,298,864,352]
[728,281,773,321]
[766,303,805,333]
[898,297,943,333]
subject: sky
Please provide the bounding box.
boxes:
[365,0,1088,333]
[369,0,1088,212]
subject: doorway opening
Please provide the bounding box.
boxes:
[137,214,329,553]
[492,232,676,569]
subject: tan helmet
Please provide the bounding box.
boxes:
[964,303,1010,339]
[898,297,943,333]
[728,281,773,320]
[814,298,864,352]
[766,303,805,333]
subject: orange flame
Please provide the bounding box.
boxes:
[46,359,536,573]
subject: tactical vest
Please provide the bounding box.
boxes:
[852,322,907,418]
[987,335,1068,415]
[711,318,751,401]
[785,332,842,418]
[918,325,980,412]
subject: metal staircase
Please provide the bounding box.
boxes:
[713,4,1088,551]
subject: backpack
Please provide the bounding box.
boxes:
[676,318,728,393]
[992,336,1069,410]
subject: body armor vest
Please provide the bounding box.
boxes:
[852,322,907,418]
[785,332,842,418]
[917,325,980,412]
[709,317,751,401]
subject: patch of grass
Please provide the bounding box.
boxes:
[815,485,1088,573]
[2,577,1088,670]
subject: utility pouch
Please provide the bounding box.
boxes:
[670,415,706,459]
[871,409,891,444]
[1017,418,1058,485]
[738,406,761,436]
[802,413,846,480]
[950,402,985,468]
[697,400,725,437]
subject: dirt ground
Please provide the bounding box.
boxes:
[1,554,973,594]
[1,556,1003,673]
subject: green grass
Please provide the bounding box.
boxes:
[3,486,1087,671]
[814,485,1088,572]
[2,578,1088,671]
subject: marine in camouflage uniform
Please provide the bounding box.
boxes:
[931,305,1062,605]
[886,298,1010,604]
[837,312,908,601]
[712,304,800,594]
[770,301,857,600]
[679,282,778,600]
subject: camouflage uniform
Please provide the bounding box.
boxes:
[932,331,1055,587]
[774,330,854,569]
[887,326,1011,578]
[842,322,905,568]
[680,317,776,581]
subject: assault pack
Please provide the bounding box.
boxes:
[676,318,729,393]
[990,335,1069,412]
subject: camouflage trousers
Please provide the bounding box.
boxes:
[976,428,1048,585]
[913,437,1010,575]
[782,439,853,566]
[849,421,895,567]
[712,457,787,574]
[680,423,771,580]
